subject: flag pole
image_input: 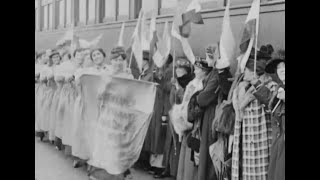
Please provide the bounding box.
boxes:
[128,50,134,68]
[254,0,260,77]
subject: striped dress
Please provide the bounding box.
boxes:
[231,76,277,180]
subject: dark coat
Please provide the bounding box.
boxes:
[196,69,220,180]
[196,68,232,180]
[254,82,285,180]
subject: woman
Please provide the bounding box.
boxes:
[138,50,167,176]
[175,57,211,180]
[231,56,278,180]
[70,48,95,168]
[165,57,195,179]
[37,50,54,141]
[84,48,110,171]
[88,46,134,180]
[257,58,285,180]
[196,44,232,180]
[35,51,45,139]
[48,51,63,143]
[155,54,177,179]
[108,46,133,79]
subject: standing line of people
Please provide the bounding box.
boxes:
[35,41,285,180]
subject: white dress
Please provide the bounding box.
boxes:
[48,64,64,141]
[57,61,77,145]
[35,64,42,132]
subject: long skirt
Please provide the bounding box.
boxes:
[48,86,62,141]
[231,101,272,180]
[162,120,181,177]
[71,94,90,160]
[38,85,54,132]
[61,83,77,146]
[35,84,46,132]
[35,83,41,132]
[176,134,198,180]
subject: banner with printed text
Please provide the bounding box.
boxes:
[80,74,157,174]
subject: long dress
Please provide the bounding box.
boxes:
[38,65,54,132]
[253,82,285,180]
[48,64,64,141]
[60,61,78,146]
[196,69,220,180]
[35,64,42,132]
[71,66,89,160]
[71,65,109,160]
[231,74,277,180]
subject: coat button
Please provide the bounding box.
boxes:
[277,133,280,138]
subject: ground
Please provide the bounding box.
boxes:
[35,137,175,180]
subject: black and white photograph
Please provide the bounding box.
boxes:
[35,0,285,180]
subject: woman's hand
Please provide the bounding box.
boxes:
[171,77,177,85]
[277,88,285,101]
[194,152,200,166]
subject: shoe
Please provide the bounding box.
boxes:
[148,167,156,175]
[154,170,170,179]
[73,160,81,168]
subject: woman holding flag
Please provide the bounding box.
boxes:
[231,51,277,180]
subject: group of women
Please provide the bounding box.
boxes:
[35,41,285,180]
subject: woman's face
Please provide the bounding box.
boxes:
[194,66,206,78]
[92,50,104,66]
[277,62,285,83]
[243,67,256,82]
[74,51,84,65]
[205,53,216,67]
[52,54,61,65]
[176,67,187,78]
[111,56,125,72]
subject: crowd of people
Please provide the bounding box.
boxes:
[35,41,285,180]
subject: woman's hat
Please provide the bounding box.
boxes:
[249,48,272,61]
[175,57,192,74]
[265,58,285,74]
[110,46,126,60]
[194,56,212,71]
[49,50,60,59]
[245,58,267,76]
[175,57,191,68]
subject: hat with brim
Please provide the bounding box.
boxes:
[110,46,126,60]
[249,48,272,61]
[49,51,60,59]
[194,57,212,71]
[265,58,285,74]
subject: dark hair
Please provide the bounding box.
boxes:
[73,48,83,58]
[90,48,106,60]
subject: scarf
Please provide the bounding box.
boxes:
[177,73,195,89]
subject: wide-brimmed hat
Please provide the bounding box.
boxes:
[249,48,272,61]
[49,50,60,59]
[265,58,285,74]
[194,56,212,71]
[110,46,126,60]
